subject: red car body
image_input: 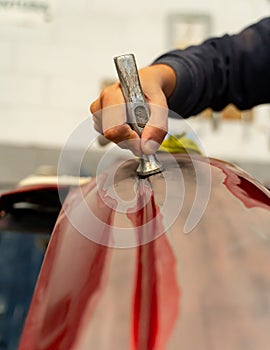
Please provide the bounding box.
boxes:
[17,154,270,350]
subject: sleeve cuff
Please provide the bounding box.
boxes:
[152,55,194,118]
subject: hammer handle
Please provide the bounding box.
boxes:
[114,54,149,136]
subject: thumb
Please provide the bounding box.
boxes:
[140,102,168,155]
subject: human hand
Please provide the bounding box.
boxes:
[90,64,176,155]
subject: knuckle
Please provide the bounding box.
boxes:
[100,83,122,105]
[89,102,95,113]
[103,127,119,141]
[103,125,129,143]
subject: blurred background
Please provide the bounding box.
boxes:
[0,0,270,348]
[0,0,269,187]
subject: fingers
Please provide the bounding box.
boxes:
[90,65,172,155]
[90,83,125,134]
[92,112,102,133]
[103,123,141,156]
[137,68,169,154]
[90,84,141,155]
[90,98,168,155]
[141,102,168,154]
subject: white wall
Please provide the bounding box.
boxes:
[0,0,269,147]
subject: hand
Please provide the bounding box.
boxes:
[90,64,176,155]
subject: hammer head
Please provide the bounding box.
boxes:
[136,154,164,178]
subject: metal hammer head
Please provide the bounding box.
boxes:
[136,154,164,178]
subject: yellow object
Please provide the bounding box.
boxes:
[159,133,202,155]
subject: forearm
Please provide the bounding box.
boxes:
[153,17,270,117]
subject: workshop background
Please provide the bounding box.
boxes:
[0,0,270,187]
[0,0,270,349]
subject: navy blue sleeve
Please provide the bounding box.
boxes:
[153,17,270,117]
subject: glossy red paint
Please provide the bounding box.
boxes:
[210,158,270,210]
[19,178,117,350]
[19,154,270,349]
[127,182,180,349]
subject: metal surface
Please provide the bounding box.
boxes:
[19,154,270,350]
[114,54,163,177]
[136,154,164,177]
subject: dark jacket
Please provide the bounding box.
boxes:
[154,17,270,117]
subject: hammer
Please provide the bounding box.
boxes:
[114,54,164,177]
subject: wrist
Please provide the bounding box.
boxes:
[153,64,177,98]
[139,64,176,98]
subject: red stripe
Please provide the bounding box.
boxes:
[128,182,180,349]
